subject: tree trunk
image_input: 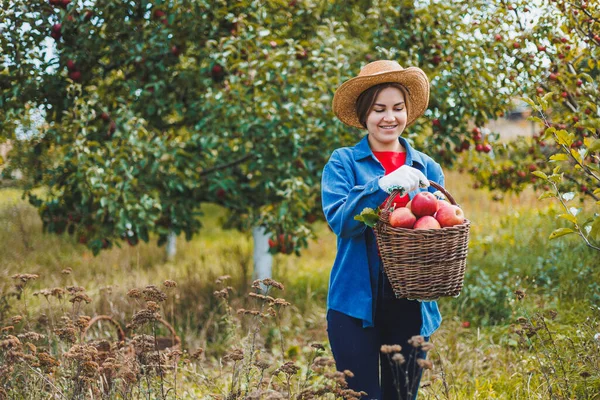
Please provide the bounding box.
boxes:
[252,226,273,284]
[166,231,177,261]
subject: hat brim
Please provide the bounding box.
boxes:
[332,67,430,129]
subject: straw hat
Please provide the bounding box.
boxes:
[332,60,430,129]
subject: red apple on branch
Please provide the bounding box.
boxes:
[69,70,81,82]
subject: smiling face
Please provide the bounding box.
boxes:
[363,86,408,151]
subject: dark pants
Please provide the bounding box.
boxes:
[327,274,427,400]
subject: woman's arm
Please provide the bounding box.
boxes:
[321,151,388,239]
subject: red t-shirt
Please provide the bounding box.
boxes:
[373,151,410,209]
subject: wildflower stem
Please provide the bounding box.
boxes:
[24,362,67,399]
[152,321,167,400]
[432,348,451,400]
[538,315,571,398]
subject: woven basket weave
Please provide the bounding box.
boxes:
[375,181,470,300]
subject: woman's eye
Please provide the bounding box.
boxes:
[374,108,404,113]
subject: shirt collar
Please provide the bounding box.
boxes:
[353,134,425,168]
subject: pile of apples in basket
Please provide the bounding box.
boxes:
[390,192,466,229]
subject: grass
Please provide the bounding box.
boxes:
[0,170,598,398]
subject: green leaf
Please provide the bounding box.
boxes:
[542,92,554,106]
[520,97,537,109]
[558,213,577,224]
[532,171,548,180]
[354,207,380,228]
[570,149,582,164]
[538,191,555,200]
[556,130,574,147]
[549,228,575,239]
[588,58,596,70]
[548,174,563,184]
[587,139,600,152]
[543,127,556,140]
[549,154,569,162]
[590,217,600,242]
[527,116,543,124]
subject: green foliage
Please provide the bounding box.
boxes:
[7,0,596,255]
[353,206,380,228]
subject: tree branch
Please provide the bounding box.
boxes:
[199,154,257,176]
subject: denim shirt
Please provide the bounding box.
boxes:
[321,134,444,336]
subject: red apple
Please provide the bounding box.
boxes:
[483,144,492,153]
[437,199,452,209]
[305,214,317,223]
[435,205,465,227]
[211,64,224,81]
[405,200,412,211]
[389,207,417,229]
[69,71,81,81]
[108,120,116,135]
[296,49,308,60]
[66,59,76,71]
[414,216,441,230]
[411,192,439,218]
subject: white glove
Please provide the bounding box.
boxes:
[378,165,430,195]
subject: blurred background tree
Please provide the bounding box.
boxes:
[1,0,598,268]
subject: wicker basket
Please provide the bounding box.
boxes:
[375,181,470,300]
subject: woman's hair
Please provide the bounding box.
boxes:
[355,83,409,129]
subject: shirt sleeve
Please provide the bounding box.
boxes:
[321,150,389,239]
[429,161,445,188]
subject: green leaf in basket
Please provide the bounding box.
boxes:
[354,207,381,228]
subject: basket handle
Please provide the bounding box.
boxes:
[83,315,126,342]
[381,180,458,214]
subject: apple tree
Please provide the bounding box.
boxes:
[0,0,361,266]
[453,0,600,251]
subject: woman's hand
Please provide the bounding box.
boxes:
[378,165,429,196]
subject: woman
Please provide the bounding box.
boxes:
[321,60,444,400]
